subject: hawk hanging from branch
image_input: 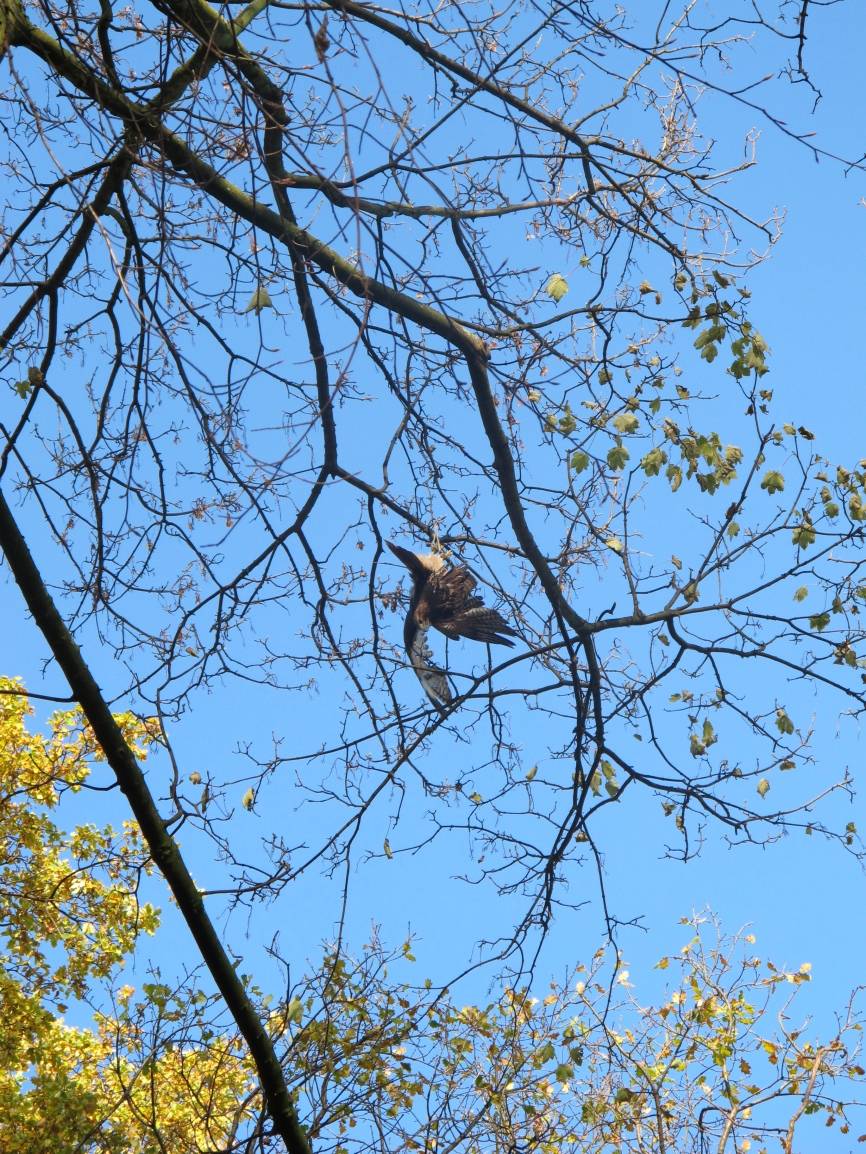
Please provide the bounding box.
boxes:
[387,541,518,708]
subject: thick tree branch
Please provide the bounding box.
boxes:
[0,487,311,1154]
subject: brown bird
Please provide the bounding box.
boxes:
[387,541,518,707]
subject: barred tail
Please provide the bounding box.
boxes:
[406,618,452,708]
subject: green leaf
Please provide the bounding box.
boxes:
[760,470,785,495]
[775,709,795,734]
[558,404,577,435]
[607,444,629,471]
[793,586,808,602]
[694,324,725,349]
[570,450,590,473]
[614,1087,637,1103]
[792,522,816,549]
[143,982,171,1008]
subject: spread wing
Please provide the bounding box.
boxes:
[405,616,452,709]
[440,603,518,645]
[428,566,518,646]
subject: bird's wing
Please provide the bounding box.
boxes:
[426,565,476,632]
[427,566,518,645]
[405,617,452,708]
[428,564,476,602]
[444,605,518,646]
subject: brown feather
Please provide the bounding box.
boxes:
[440,605,517,646]
[388,541,518,705]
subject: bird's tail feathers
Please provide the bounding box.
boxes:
[408,623,453,708]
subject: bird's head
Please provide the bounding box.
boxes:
[387,541,445,577]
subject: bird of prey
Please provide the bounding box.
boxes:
[387,541,518,708]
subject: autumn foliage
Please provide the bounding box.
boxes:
[0,679,863,1151]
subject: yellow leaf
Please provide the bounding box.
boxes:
[682,581,700,605]
[242,284,276,314]
[544,273,569,302]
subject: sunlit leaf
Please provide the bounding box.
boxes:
[607,444,629,470]
[242,284,276,314]
[544,273,569,302]
[612,412,639,434]
[760,470,785,495]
